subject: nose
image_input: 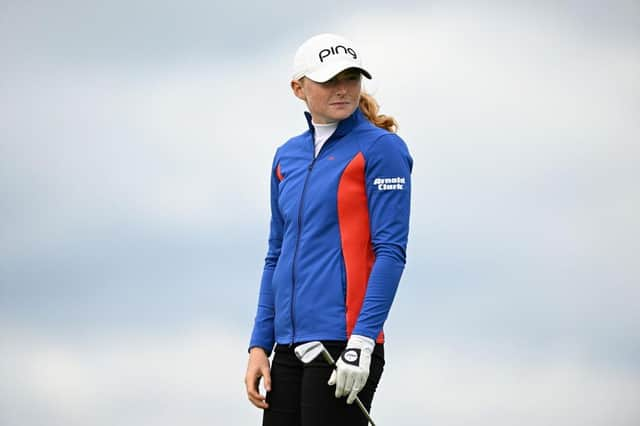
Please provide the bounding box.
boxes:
[334,79,348,95]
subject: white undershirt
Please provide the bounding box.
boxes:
[312,121,338,157]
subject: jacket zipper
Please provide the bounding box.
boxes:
[290,155,317,345]
[290,132,341,345]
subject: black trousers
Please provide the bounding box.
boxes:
[263,341,385,426]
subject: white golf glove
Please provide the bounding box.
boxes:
[328,334,375,404]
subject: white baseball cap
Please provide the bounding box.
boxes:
[292,33,372,83]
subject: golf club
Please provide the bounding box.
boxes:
[294,341,377,426]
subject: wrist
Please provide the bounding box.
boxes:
[348,334,375,353]
[249,346,270,357]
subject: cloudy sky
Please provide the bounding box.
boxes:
[1,1,639,425]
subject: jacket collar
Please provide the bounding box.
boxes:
[304,107,365,138]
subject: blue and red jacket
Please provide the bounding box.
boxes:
[249,107,412,353]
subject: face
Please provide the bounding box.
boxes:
[291,68,362,124]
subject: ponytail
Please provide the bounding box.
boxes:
[359,92,398,133]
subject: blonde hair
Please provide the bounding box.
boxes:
[359,92,398,133]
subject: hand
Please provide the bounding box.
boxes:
[328,334,374,404]
[244,347,271,409]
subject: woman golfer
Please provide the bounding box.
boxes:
[245,33,413,426]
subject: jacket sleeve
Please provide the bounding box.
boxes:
[352,133,413,340]
[248,150,283,354]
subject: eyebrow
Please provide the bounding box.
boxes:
[334,71,361,80]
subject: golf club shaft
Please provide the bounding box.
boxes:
[321,349,377,426]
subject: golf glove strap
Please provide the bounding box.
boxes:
[328,334,375,404]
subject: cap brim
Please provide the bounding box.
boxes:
[304,61,372,83]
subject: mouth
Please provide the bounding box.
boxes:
[330,101,350,106]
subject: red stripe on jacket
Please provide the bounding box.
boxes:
[337,152,384,343]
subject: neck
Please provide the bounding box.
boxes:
[312,120,338,127]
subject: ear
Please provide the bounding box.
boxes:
[291,79,306,101]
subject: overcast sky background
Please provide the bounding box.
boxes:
[1,0,639,425]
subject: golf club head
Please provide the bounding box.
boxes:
[294,341,325,364]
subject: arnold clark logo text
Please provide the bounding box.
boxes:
[373,177,406,191]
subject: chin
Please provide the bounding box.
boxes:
[333,109,356,121]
